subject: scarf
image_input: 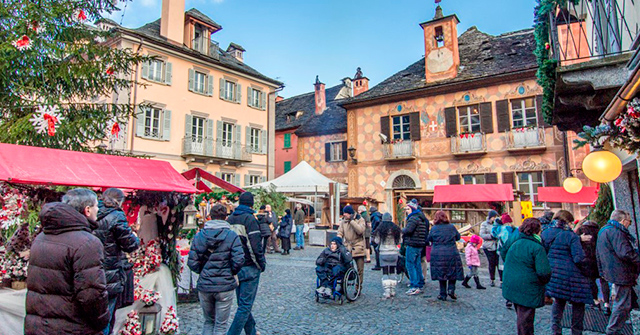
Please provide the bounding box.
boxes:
[606,219,637,246]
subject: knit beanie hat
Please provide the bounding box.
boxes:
[407,201,419,211]
[239,192,254,207]
[331,236,343,245]
[501,213,513,224]
[343,205,355,215]
[370,206,378,213]
[470,235,481,245]
[488,210,499,219]
[382,212,393,222]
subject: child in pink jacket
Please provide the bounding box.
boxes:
[462,235,486,289]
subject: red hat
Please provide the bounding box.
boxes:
[501,213,513,224]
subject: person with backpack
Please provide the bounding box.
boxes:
[369,207,383,271]
[188,204,244,335]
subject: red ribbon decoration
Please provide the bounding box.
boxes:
[76,9,87,22]
[111,122,120,136]
[43,113,58,136]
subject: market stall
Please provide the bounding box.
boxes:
[0,143,197,335]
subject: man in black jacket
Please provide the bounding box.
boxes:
[94,188,140,334]
[227,192,266,335]
[188,204,244,335]
[596,209,640,335]
[402,200,427,295]
[26,189,109,335]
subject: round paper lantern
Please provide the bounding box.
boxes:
[563,176,583,194]
[582,150,623,183]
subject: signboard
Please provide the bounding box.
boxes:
[521,201,533,219]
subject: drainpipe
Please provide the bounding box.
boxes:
[129,37,144,153]
[267,85,285,179]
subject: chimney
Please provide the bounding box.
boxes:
[314,75,326,115]
[419,5,460,83]
[160,0,185,45]
[352,67,369,97]
[275,95,284,103]
[226,43,245,62]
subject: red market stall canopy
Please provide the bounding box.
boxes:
[181,168,245,194]
[538,187,599,204]
[0,143,197,193]
[433,184,515,203]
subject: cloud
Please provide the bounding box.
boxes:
[139,0,159,8]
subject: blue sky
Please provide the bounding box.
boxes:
[107,0,537,98]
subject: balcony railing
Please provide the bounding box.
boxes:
[506,127,547,150]
[182,137,252,162]
[549,0,639,66]
[383,140,415,160]
[451,132,487,155]
[191,38,220,60]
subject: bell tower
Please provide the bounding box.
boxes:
[419,4,460,83]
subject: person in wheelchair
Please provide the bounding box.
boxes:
[316,236,353,296]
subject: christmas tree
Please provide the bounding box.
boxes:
[589,183,614,226]
[0,0,149,153]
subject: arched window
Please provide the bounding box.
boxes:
[392,175,416,189]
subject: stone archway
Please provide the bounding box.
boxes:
[385,169,421,190]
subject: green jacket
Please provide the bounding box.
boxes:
[502,234,551,308]
[293,208,305,225]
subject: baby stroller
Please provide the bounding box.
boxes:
[315,260,361,305]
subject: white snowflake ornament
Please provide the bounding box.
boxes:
[30,105,64,136]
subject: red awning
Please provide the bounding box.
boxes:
[538,187,599,204]
[0,143,197,193]
[181,168,245,194]
[433,184,515,203]
[194,180,213,193]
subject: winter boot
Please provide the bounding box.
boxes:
[390,279,398,297]
[473,276,486,289]
[461,276,472,288]
[382,279,393,299]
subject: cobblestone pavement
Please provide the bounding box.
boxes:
[178,246,604,335]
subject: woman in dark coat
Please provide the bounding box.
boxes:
[278,209,293,255]
[575,220,610,311]
[502,218,551,335]
[428,210,464,301]
[541,210,591,335]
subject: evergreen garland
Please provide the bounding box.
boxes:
[589,183,614,227]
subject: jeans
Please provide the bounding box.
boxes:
[405,246,424,289]
[606,285,633,335]
[551,298,585,335]
[227,266,261,335]
[199,290,235,335]
[515,304,536,335]
[295,225,304,248]
[316,264,346,288]
[102,296,117,335]
[483,249,501,281]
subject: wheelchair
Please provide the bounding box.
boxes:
[315,262,361,304]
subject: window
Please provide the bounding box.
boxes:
[249,127,261,152]
[248,87,265,110]
[191,116,205,140]
[458,105,481,133]
[283,133,292,148]
[193,71,207,94]
[434,26,445,48]
[147,60,164,82]
[248,175,261,186]
[392,115,411,140]
[284,161,292,173]
[450,206,466,222]
[222,122,234,147]
[220,173,233,183]
[144,107,162,138]
[462,174,486,185]
[511,98,538,128]
[329,142,344,162]
[222,80,237,101]
[517,172,544,205]
[193,25,206,53]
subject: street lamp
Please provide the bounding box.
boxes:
[347,146,357,164]
[563,176,583,194]
[582,149,622,183]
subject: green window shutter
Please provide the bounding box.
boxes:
[247,87,253,107]
[164,62,172,85]
[136,106,146,137]
[205,119,214,156]
[141,61,149,79]
[284,161,292,173]
[234,174,240,186]
[216,120,223,141]
[261,130,267,154]
[234,124,241,144]
[236,84,242,104]
[261,176,267,183]
[184,114,193,139]
[245,126,251,151]
[284,133,291,148]
[207,75,214,96]
[188,69,194,92]
[244,174,249,186]
[219,78,225,99]
[215,172,221,179]
[261,91,267,110]
[162,110,171,141]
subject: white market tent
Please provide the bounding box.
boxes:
[251,161,346,194]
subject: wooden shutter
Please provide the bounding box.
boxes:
[485,173,498,184]
[234,124,241,144]
[496,100,510,132]
[544,170,559,187]
[188,69,195,92]
[284,133,291,148]
[234,174,240,186]
[247,87,253,107]
[284,161,291,173]
[184,114,193,139]
[479,102,493,134]
[215,172,221,179]
[205,119,214,156]
[341,141,348,161]
[162,110,171,141]
[380,116,390,139]
[444,107,457,137]
[536,95,549,127]
[236,84,242,104]
[136,107,145,137]
[164,62,172,85]
[261,91,267,110]
[261,130,267,154]
[245,126,251,151]
[141,61,149,80]
[244,174,249,187]
[449,175,460,185]
[261,176,267,183]
[219,78,225,99]
[409,112,421,140]
[502,172,516,188]
[207,75,214,96]
[325,143,331,162]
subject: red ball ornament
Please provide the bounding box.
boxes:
[545,42,550,50]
